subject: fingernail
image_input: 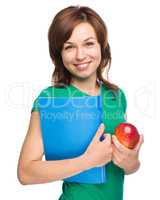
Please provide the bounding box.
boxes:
[101,123,104,128]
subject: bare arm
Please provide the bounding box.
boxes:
[17,112,91,185]
[123,112,140,175]
[17,112,112,185]
[124,160,140,175]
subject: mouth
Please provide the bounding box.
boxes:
[74,61,91,71]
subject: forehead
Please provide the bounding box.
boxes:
[66,22,97,43]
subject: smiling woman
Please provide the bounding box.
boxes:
[17,5,143,200]
[61,22,101,81]
[48,6,118,92]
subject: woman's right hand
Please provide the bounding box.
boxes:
[83,123,112,168]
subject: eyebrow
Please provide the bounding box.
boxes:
[64,37,96,44]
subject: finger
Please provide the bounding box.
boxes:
[103,134,111,144]
[112,153,121,167]
[112,135,130,153]
[93,123,105,142]
[134,134,144,152]
[112,144,119,155]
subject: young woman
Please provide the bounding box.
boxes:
[17,6,144,200]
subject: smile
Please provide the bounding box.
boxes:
[74,61,91,71]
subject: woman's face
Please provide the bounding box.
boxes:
[61,22,101,82]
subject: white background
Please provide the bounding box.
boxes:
[0,0,159,199]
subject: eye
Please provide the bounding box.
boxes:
[86,42,95,46]
[64,45,73,50]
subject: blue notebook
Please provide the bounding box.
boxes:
[38,95,107,184]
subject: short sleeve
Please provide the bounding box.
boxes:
[119,89,127,113]
[31,97,39,113]
[31,87,51,113]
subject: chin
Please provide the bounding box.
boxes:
[74,70,96,79]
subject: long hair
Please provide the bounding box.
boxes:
[48,6,118,91]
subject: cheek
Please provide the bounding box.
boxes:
[89,47,101,62]
[61,52,76,73]
[61,52,73,65]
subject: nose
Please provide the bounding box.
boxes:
[75,47,86,61]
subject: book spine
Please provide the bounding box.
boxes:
[101,166,106,183]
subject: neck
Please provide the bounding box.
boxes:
[71,76,100,96]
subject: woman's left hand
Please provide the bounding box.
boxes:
[112,134,144,174]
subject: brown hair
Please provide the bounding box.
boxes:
[48,5,118,91]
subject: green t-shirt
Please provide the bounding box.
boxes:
[31,83,127,200]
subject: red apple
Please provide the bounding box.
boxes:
[115,122,140,149]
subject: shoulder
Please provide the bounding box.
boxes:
[102,83,127,112]
[101,83,126,98]
[118,88,127,101]
[118,88,126,99]
[35,85,75,100]
[37,86,69,98]
[31,86,59,113]
[117,88,127,113]
[37,86,52,98]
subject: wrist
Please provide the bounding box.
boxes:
[79,154,93,171]
[124,160,140,175]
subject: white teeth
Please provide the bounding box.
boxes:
[75,62,90,70]
[76,63,88,68]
